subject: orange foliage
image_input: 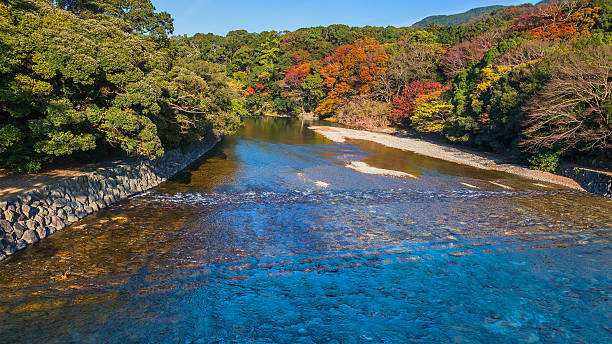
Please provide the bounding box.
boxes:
[244,86,255,96]
[477,113,491,126]
[315,38,388,115]
[528,0,600,40]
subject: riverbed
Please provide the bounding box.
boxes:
[0,117,611,343]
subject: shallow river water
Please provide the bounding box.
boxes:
[1,118,611,343]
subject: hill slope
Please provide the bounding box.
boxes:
[412,5,506,27]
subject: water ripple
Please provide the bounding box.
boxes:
[133,189,582,207]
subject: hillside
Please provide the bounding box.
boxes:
[412,5,506,27]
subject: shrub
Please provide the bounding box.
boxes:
[528,152,561,172]
[336,97,391,130]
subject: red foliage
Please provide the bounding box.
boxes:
[283,62,311,88]
[244,86,255,96]
[291,50,311,64]
[440,36,495,77]
[390,81,443,125]
[244,84,267,97]
[477,113,491,127]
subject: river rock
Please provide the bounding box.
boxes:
[3,244,16,256]
[25,219,37,230]
[4,210,18,223]
[35,226,47,239]
[13,222,25,233]
[15,239,26,250]
[21,230,38,244]
[11,226,24,240]
[0,220,12,233]
[21,204,32,217]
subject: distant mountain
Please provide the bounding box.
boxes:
[412,5,506,27]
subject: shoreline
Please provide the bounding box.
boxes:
[309,125,584,191]
[0,137,220,262]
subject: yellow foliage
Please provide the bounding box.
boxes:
[15,74,53,95]
[410,91,454,133]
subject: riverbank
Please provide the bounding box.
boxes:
[0,137,220,262]
[309,126,589,191]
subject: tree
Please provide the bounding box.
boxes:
[495,40,554,68]
[315,38,388,115]
[54,0,174,36]
[522,44,612,155]
[440,34,498,78]
[515,0,601,41]
[390,81,443,126]
[0,0,242,173]
[336,96,391,130]
[376,42,445,102]
[410,90,454,133]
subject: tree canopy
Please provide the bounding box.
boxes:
[2,0,610,173]
[0,0,243,173]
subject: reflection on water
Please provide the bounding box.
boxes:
[0,118,611,343]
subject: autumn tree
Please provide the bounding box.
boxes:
[440,34,498,78]
[376,41,445,102]
[336,96,391,130]
[522,44,612,155]
[515,0,601,41]
[315,38,388,115]
[495,40,554,68]
[410,89,454,133]
[390,81,444,126]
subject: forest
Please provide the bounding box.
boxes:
[0,0,245,173]
[1,0,611,173]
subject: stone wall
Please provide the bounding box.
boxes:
[560,166,612,198]
[0,138,219,262]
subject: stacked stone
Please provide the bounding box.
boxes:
[561,167,612,198]
[0,138,218,262]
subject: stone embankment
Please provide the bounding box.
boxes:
[0,138,219,262]
[560,166,612,198]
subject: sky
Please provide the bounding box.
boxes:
[152,0,537,36]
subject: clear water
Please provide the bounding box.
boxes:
[0,117,611,343]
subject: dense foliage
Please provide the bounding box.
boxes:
[182,0,610,170]
[2,0,610,173]
[0,0,243,173]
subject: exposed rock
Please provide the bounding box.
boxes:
[35,226,47,239]
[0,220,12,233]
[13,222,26,233]
[21,204,32,217]
[4,210,18,223]
[22,230,38,245]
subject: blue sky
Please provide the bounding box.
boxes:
[152,0,536,36]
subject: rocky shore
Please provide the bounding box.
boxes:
[0,138,219,262]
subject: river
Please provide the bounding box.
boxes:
[0,117,611,343]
